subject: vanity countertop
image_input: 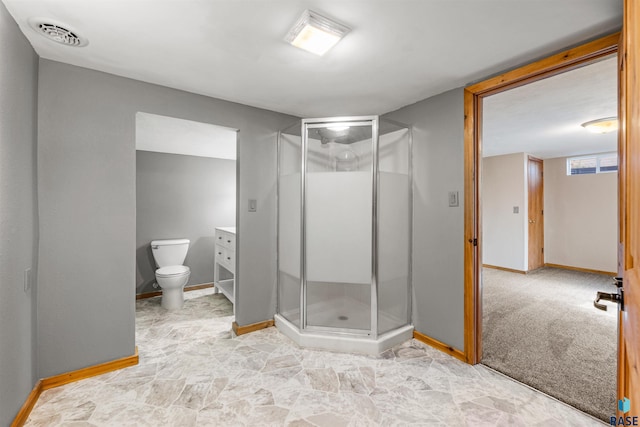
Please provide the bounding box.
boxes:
[216,226,236,234]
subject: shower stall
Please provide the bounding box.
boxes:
[276,116,413,354]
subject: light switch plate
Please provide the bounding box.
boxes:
[448,191,459,207]
[513,206,519,214]
[248,199,257,212]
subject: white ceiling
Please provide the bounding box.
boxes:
[136,112,237,160]
[1,0,622,118]
[483,56,618,159]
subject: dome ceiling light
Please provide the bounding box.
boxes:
[581,117,618,134]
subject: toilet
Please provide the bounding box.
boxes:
[151,239,191,310]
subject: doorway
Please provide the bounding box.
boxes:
[479,55,619,420]
[134,112,238,308]
[463,33,621,421]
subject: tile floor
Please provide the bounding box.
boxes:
[25,288,605,426]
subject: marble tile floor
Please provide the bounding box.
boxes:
[25,288,606,426]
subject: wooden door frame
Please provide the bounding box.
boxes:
[619,0,640,415]
[463,32,620,364]
[527,156,544,272]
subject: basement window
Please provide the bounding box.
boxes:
[567,153,618,175]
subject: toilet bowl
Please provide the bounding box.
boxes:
[151,239,191,310]
[156,265,190,310]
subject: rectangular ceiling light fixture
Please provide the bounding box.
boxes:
[285,10,350,56]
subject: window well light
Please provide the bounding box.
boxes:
[581,117,618,134]
[285,10,350,56]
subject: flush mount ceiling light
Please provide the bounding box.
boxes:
[29,18,88,47]
[581,117,618,134]
[284,10,350,56]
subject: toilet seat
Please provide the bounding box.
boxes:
[156,265,190,277]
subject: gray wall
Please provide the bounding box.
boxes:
[383,88,465,351]
[0,2,39,425]
[136,151,236,294]
[37,59,296,378]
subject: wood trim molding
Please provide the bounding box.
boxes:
[467,32,619,96]
[136,291,163,300]
[136,283,214,300]
[232,319,275,336]
[12,348,138,426]
[41,347,139,390]
[482,264,527,275]
[463,32,619,367]
[544,263,617,277]
[414,330,466,363]
[10,380,43,427]
[464,88,480,365]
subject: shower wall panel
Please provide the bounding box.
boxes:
[305,172,372,284]
[278,132,302,327]
[377,128,411,334]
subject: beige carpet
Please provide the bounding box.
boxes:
[481,266,618,421]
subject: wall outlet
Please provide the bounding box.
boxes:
[248,199,257,212]
[448,191,459,207]
[513,206,519,214]
[24,268,31,292]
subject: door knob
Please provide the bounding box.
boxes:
[593,291,623,311]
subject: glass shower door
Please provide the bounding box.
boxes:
[278,123,302,327]
[377,120,412,335]
[303,120,375,334]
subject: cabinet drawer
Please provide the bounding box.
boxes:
[215,244,225,263]
[215,230,236,251]
[224,250,235,273]
[224,232,235,251]
[215,245,235,273]
[215,231,229,248]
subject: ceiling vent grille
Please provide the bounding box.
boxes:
[29,18,88,47]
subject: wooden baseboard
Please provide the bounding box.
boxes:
[136,290,163,300]
[544,263,616,277]
[482,264,527,274]
[413,330,467,363]
[136,283,214,300]
[232,319,275,336]
[41,347,139,390]
[187,283,215,291]
[10,380,43,427]
[12,348,138,427]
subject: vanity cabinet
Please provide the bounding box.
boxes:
[214,227,236,310]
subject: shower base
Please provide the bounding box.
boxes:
[306,292,372,330]
[274,314,414,355]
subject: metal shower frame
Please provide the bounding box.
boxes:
[276,115,413,339]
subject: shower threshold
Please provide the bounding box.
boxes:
[274,314,414,355]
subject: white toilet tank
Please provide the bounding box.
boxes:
[151,239,190,267]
